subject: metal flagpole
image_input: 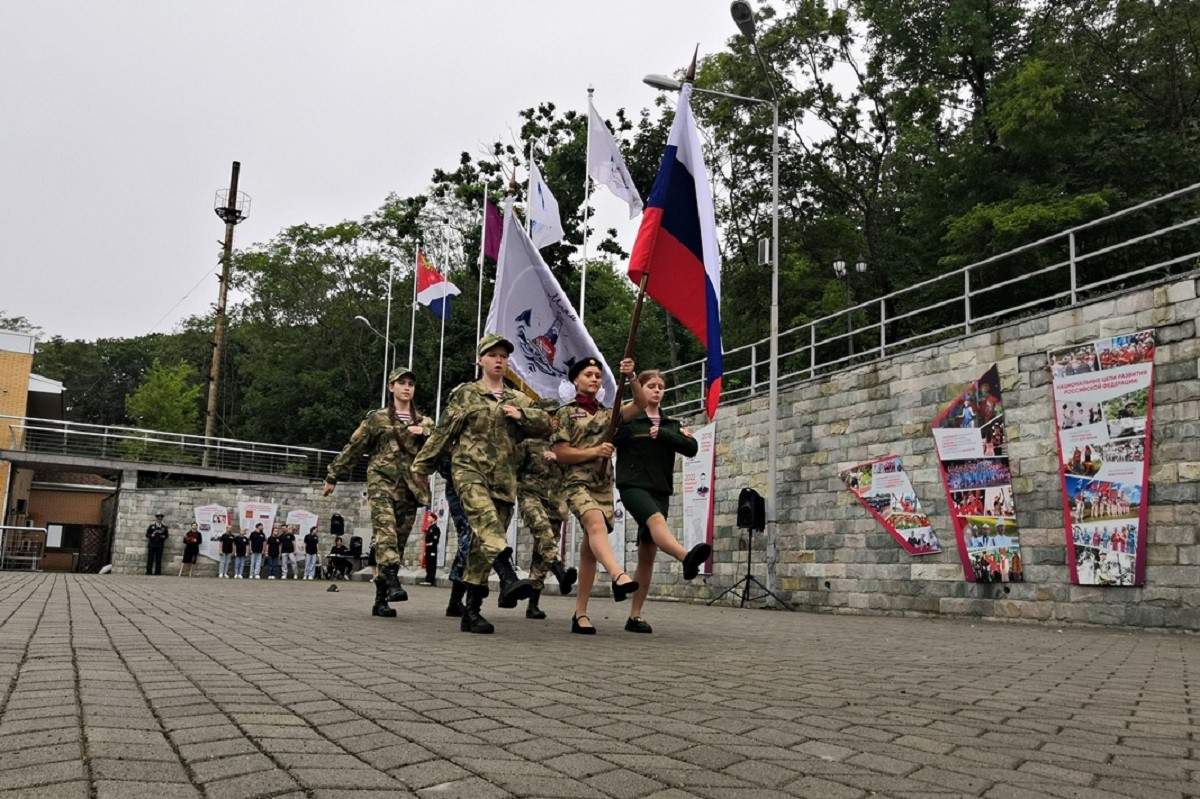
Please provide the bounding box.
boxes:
[580,86,594,321]
[380,260,394,407]
[475,187,487,378]
[434,232,449,422]
[526,141,534,236]
[408,243,419,369]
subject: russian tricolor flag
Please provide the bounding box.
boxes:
[628,83,723,419]
[416,250,461,321]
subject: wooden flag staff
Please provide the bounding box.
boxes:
[605,46,698,442]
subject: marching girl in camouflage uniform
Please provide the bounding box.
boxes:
[412,335,553,634]
[614,370,711,634]
[553,356,643,634]
[515,400,578,619]
[324,366,433,618]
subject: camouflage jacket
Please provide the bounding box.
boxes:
[326,407,433,499]
[516,435,563,505]
[411,380,551,504]
[554,401,613,494]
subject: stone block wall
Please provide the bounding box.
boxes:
[653,273,1199,631]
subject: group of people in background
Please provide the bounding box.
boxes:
[945,459,1012,491]
[323,334,711,636]
[1072,522,1137,554]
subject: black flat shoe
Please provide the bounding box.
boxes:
[624,616,652,634]
[571,614,597,635]
[611,572,639,602]
[682,543,712,580]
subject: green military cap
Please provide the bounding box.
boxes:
[388,365,416,383]
[477,334,515,357]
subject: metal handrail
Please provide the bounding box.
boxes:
[659,182,1200,413]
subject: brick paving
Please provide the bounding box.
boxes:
[0,573,1197,798]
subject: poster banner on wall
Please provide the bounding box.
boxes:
[236,501,278,538]
[839,456,941,555]
[932,364,1024,583]
[194,504,228,561]
[285,510,318,537]
[1048,330,1154,586]
[681,423,717,576]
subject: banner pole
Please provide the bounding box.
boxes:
[435,234,449,423]
[381,260,394,407]
[526,142,534,237]
[408,243,419,369]
[475,187,487,377]
[605,270,649,442]
[581,87,594,321]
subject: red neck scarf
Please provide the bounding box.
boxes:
[575,393,600,414]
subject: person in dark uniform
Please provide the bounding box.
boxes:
[614,369,710,634]
[303,526,320,580]
[279,527,298,579]
[422,512,441,586]
[145,513,169,575]
[328,536,352,580]
[232,530,249,579]
[248,523,266,579]
[214,528,236,578]
[179,523,201,577]
[266,529,283,579]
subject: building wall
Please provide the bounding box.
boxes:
[0,336,34,524]
[109,274,1199,630]
[27,488,108,527]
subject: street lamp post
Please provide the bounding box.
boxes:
[833,258,867,357]
[642,0,783,601]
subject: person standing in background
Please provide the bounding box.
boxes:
[303,526,320,580]
[215,528,236,578]
[179,523,201,577]
[279,526,298,579]
[145,513,169,576]
[266,528,282,579]
[422,512,441,586]
[232,529,249,579]
[248,523,266,579]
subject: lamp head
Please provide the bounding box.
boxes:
[353,315,370,327]
[731,0,757,42]
[643,73,683,92]
[833,260,847,278]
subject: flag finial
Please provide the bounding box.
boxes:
[685,44,699,83]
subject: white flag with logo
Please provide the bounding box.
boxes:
[528,159,565,249]
[486,202,616,405]
[588,100,644,219]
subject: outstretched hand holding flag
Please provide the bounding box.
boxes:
[627,78,723,419]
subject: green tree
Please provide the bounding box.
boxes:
[125,361,203,433]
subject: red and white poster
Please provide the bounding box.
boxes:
[1048,330,1154,586]
[680,423,716,576]
[932,364,1024,583]
[236,501,278,536]
[285,509,318,537]
[194,504,228,561]
[839,456,941,555]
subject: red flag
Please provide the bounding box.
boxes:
[483,200,503,262]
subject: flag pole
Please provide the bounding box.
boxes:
[605,48,697,442]
[526,141,534,236]
[580,86,594,321]
[475,187,487,378]
[408,243,419,369]
[435,232,449,423]
[381,259,394,408]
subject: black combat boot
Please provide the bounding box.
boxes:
[493,547,535,609]
[460,584,494,634]
[371,577,396,618]
[525,589,546,620]
[380,563,408,603]
[550,561,578,595]
[445,580,466,618]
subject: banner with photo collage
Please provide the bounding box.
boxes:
[839,456,941,555]
[1048,330,1154,586]
[932,365,1024,583]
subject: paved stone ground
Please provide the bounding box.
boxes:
[0,573,1197,799]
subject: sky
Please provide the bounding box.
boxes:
[0,1,742,341]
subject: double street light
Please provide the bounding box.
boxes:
[643,0,783,600]
[354,314,397,407]
[832,259,868,355]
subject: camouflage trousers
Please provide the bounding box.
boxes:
[445,477,475,584]
[369,489,420,568]
[520,494,563,590]
[457,482,514,587]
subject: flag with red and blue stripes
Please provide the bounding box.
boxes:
[628,83,723,419]
[416,251,461,322]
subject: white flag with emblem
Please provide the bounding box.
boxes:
[486,201,616,405]
[588,100,644,219]
[528,159,565,249]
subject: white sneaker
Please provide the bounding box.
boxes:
[253,574,260,579]
[235,574,243,579]
[268,576,276,580]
